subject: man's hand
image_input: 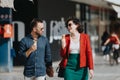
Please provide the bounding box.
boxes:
[46,66,54,77]
[30,40,37,52]
[26,40,37,57]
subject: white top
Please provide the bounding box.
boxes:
[70,36,80,54]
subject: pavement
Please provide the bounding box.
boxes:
[0,53,120,80]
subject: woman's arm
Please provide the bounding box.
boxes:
[60,34,68,58]
[104,38,110,45]
[61,35,66,49]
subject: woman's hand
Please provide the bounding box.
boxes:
[89,69,94,80]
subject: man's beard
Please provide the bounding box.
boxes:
[35,32,41,36]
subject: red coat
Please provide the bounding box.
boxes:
[59,33,94,70]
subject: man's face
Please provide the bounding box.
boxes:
[35,22,44,36]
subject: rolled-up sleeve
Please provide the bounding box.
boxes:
[60,46,67,58]
[18,39,27,58]
[86,35,94,70]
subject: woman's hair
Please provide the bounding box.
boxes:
[65,17,84,33]
[30,18,43,32]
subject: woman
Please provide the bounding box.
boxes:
[104,32,120,49]
[104,31,120,64]
[59,17,94,80]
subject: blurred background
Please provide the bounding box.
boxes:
[0,0,120,80]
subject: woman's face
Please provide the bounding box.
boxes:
[67,20,78,33]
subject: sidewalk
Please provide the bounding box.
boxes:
[0,61,61,80]
[0,54,120,80]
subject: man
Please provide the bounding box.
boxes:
[18,18,53,80]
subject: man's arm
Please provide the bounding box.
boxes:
[18,38,37,58]
[45,38,52,67]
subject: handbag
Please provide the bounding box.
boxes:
[46,66,54,77]
[57,66,65,78]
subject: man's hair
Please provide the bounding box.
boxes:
[30,18,43,32]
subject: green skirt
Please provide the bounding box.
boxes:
[64,54,88,80]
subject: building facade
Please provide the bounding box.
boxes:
[12,0,117,65]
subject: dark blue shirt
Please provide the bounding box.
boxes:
[18,34,52,77]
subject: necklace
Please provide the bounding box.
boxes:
[70,33,80,43]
